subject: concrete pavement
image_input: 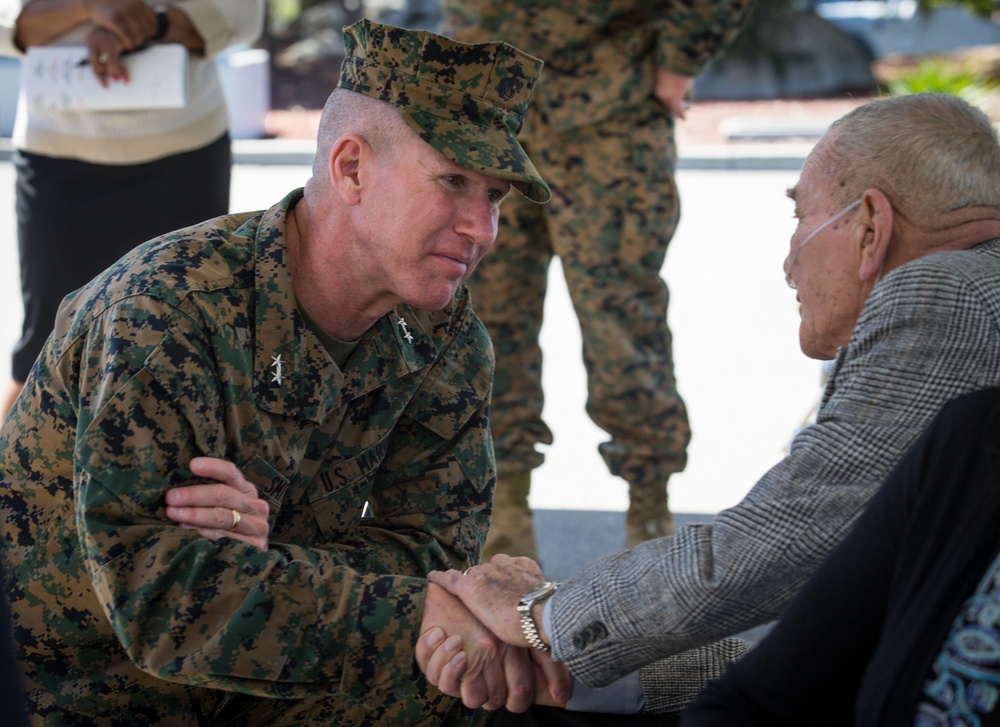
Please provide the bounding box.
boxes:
[0,144,821,583]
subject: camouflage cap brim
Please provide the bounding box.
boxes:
[396,105,548,204]
[337,18,550,204]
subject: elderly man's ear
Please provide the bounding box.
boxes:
[327,135,367,205]
[857,188,893,282]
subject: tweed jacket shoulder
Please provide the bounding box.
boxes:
[549,238,1000,687]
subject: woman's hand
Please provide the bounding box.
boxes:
[83,27,129,86]
[86,0,158,51]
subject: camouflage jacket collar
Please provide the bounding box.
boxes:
[250,189,437,422]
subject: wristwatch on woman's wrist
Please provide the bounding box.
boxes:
[152,6,169,41]
[517,581,559,652]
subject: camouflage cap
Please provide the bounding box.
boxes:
[336,18,550,203]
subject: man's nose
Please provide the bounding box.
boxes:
[456,198,499,247]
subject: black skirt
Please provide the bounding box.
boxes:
[12,133,232,381]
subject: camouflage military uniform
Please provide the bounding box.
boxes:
[0,15,550,725]
[0,190,493,726]
[441,0,750,550]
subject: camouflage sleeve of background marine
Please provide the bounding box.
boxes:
[67,291,490,706]
[653,0,754,77]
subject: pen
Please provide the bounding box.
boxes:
[76,44,149,68]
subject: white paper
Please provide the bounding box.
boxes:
[22,44,188,112]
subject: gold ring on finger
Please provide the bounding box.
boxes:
[228,509,241,532]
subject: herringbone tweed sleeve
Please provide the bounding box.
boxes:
[639,638,754,713]
[549,240,1000,690]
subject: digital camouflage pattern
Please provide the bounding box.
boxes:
[441,0,752,136]
[460,106,691,486]
[338,18,549,204]
[442,0,750,486]
[0,189,493,726]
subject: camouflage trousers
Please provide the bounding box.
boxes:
[467,99,691,487]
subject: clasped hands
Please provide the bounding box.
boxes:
[419,558,572,712]
[83,1,164,86]
[163,456,572,712]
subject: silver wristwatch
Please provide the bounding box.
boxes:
[517,581,559,652]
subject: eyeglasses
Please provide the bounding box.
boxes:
[783,199,862,289]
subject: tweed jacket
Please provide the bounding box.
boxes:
[549,238,1000,688]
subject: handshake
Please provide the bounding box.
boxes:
[418,556,573,714]
[164,457,572,713]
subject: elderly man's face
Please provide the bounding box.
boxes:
[786,135,870,360]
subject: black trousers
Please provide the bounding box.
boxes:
[682,388,1000,725]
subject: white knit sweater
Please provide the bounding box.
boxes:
[0,0,263,164]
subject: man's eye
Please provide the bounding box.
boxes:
[443,175,462,188]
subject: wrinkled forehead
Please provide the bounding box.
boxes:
[790,135,838,209]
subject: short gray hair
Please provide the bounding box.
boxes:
[826,93,1000,222]
[311,88,411,181]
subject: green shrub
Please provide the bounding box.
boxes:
[883,57,999,107]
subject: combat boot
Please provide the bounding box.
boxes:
[625,481,675,548]
[483,471,538,561]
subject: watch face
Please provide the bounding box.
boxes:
[523,581,556,601]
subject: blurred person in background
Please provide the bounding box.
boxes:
[0,0,264,417]
[439,0,752,558]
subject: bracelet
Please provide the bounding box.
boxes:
[152,8,169,41]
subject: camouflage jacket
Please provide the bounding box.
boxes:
[441,0,751,133]
[0,190,494,724]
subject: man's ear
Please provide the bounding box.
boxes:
[857,188,893,281]
[328,134,366,205]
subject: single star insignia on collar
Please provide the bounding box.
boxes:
[270,354,285,384]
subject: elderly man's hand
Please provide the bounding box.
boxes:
[429,554,547,646]
[417,588,571,711]
[165,457,270,551]
[422,555,573,707]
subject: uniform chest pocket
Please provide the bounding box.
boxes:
[309,432,390,540]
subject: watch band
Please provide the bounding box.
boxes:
[517,581,559,652]
[152,8,169,41]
